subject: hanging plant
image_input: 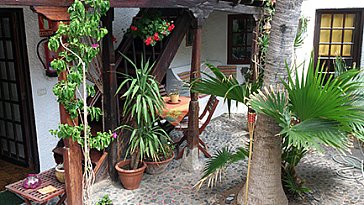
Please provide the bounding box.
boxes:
[129,12,175,46]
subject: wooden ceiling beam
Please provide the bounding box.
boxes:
[1,0,262,15]
[0,0,73,7]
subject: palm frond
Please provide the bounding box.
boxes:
[249,86,289,126]
[249,54,364,151]
[194,147,247,190]
[191,63,256,114]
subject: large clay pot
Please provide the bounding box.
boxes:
[55,164,65,183]
[115,160,147,190]
[145,152,174,175]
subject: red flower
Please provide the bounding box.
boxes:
[168,24,175,32]
[153,32,160,41]
[145,36,153,46]
[130,25,138,31]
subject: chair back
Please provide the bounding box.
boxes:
[198,95,219,134]
[159,84,168,97]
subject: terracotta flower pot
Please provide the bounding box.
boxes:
[145,152,174,175]
[115,160,147,190]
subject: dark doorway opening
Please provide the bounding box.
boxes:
[0,8,39,190]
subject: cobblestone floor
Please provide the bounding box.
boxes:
[92,113,364,205]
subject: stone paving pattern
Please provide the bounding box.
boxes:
[92,113,364,205]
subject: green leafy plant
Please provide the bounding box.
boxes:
[48,0,114,151]
[128,11,175,46]
[96,194,113,205]
[249,56,364,193]
[47,0,113,202]
[192,56,364,196]
[116,55,172,170]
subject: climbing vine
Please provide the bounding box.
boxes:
[48,0,113,204]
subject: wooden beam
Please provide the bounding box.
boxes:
[211,1,262,15]
[0,0,262,15]
[0,0,73,6]
[152,12,192,82]
[58,72,83,205]
[101,9,120,182]
[187,23,202,149]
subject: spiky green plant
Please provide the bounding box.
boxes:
[116,55,171,170]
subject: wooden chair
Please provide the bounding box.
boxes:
[174,95,219,159]
[159,84,168,97]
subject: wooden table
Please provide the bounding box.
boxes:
[159,96,191,126]
[6,169,66,205]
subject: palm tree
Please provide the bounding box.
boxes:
[193,55,364,201]
[239,0,304,203]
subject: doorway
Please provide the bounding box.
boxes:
[0,8,39,190]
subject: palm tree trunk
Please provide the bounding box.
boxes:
[237,0,303,204]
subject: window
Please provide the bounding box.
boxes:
[227,14,256,64]
[314,9,363,74]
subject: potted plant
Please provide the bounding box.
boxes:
[144,137,175,175]
[168,88,180,104]
[115,56,171,189]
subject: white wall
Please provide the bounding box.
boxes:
[296,0,364,69]
[171,11,249,73]
[113,8,139,49]
[22,7,60,171]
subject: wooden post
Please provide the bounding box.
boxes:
[187,24,202,150]
[101,8,119,182]
[59,72,83,205]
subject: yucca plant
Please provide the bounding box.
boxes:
[116,55,171,170]
[192,56,364,194]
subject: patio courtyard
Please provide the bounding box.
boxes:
[91,113,364,205]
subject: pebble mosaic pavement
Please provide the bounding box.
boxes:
[90,113,364,205]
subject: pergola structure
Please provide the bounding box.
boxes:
[1,0,263,204]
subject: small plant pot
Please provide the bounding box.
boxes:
[145,152,174,175]
[115,160,147,190]
[55,164,65,183]
[169,94,180,103]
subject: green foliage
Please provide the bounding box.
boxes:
[249,56,364,194]
[194,147,248,189]
[49,0,114,151]
[294,16,309,48]
[249,56,364,151]
[96,194,113,205]
[116,55,171,167]
[194,55,364,195]
[191,63,259,114]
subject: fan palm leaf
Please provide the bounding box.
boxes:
[191,63,258,113]
[194,147,248,190]
[249,56,364,151]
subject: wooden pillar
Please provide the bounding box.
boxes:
[59,72,83,205]
[187,23,202,149]
[101,8,119,182]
